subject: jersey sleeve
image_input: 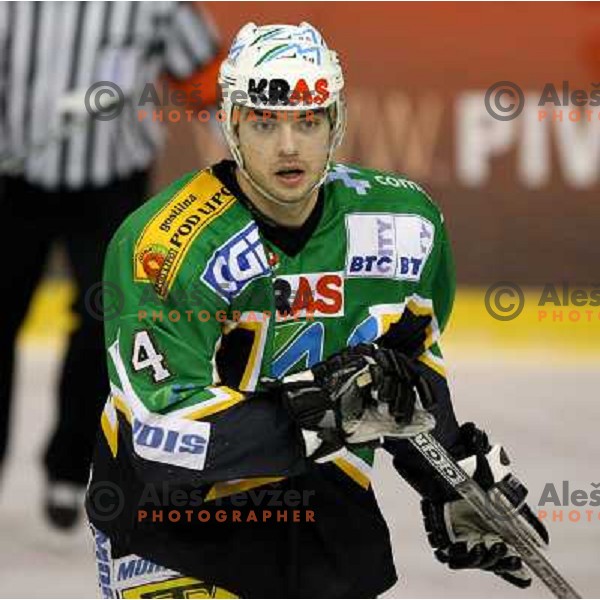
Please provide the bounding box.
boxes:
[428,215,456,335]
[380,200,461,499]
[161,1,224,110]
[411,211,456,384]
[162,2,221,79]
[100,218,307,490]
[376,198,456,360]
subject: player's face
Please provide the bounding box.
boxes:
[236,108,331,204]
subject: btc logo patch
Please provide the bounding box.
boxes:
[274,272,344,318]
[345,213,435,281]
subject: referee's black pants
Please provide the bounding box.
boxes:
[0,172,149,485]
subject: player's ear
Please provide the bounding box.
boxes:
[326,101,343,148]
[231,106,243,141]
[326,105,336,127]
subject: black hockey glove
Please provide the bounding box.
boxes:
[273,343,435,458]
[421,423,549,589]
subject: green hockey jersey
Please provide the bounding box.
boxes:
[87,159,458,598]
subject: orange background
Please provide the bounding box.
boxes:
[156,2,600,284]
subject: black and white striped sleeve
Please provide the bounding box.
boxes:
[163,1,221,81]
[0,2,9,157]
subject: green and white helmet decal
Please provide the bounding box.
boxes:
[218,22,346,177]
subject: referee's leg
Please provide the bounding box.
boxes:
[0,177,54,476]
[43,171,149,526]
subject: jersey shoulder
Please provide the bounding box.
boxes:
[105,166,251,301]
[325,162,444,225]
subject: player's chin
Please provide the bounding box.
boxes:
[271,188,309,205]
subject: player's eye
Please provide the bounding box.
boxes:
[252,120,277,132]
[298,117,322,132]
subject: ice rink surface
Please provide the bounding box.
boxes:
[1,343,598,598]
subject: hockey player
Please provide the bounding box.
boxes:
[86,22,549,598]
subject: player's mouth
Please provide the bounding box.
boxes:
[274,167,305,187]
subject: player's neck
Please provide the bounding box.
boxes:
[235,169,319,228]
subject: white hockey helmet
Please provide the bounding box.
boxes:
[219,22,346,174]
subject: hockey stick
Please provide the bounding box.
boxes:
[409,432,581,599]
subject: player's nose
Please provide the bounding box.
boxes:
[277,121,299,156]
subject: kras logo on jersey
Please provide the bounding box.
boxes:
[345,213,435,281]
[274,272,344,318]
[202,222,270,302]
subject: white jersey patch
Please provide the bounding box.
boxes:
[345,213,435,281]
[108,336,211,472]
